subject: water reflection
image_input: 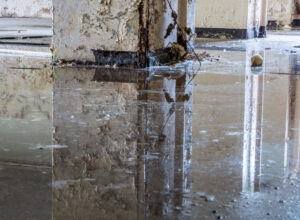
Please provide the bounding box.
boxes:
[243,49,265,193]
[52,66,194,220]
[1,58,300,219]
[284,75,300,182]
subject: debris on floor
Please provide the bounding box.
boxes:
[251,54,263,67]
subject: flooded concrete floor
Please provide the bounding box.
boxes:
[0,30,300,220]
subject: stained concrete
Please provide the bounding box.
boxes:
[52,0,195,64]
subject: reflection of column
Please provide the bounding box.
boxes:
[52,67,194,220]
[243,50,265,193]
[52,68,140,220]
[284,75,300,181]
[137,71,193,219]
[143,75,177,218]
[174,74,193,208]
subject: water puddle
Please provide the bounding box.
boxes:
[1,36,300,219]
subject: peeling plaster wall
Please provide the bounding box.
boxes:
[52,0,195,62]
[0,0,52,18]
[267,0,294,26]
[53,0,142,61]
[195,0,249,29]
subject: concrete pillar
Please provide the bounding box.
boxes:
[195,0,267,39]
[52,0,195,67]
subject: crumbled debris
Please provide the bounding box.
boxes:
[163,90,175,103]
[185,51,210,60]
[200,32,235,40]
[165,23,176,39]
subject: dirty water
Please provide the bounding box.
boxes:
[1,34,300,220]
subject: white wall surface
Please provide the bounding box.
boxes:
[0,0,52,19]
[195,0,249,29]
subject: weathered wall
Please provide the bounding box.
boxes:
[52,0,141,61]
[52,0,195,63]
[267,0,294,26]
[195,0,249,29]
[0,0,52,18]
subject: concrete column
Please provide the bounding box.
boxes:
[52,0,195,67]
[195,0,267,39]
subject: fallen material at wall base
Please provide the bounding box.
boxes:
[52,0,196,68]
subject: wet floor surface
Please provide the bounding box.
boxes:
[0,31,300,220]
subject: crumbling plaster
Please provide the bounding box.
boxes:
[53,0,142,61]
[52,0,195,62]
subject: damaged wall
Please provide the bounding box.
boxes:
[0,0,52,18]
[52,0,142,61]
[52,0,195,63]
[267,0,294,26]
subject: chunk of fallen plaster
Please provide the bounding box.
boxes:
[251,54,263,67]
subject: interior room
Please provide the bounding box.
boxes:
[0,0,300,219]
